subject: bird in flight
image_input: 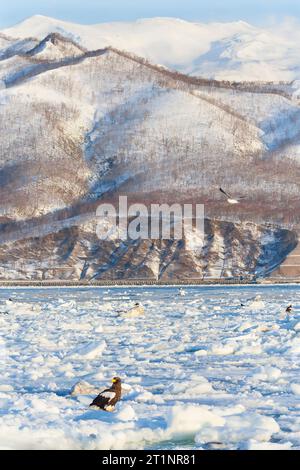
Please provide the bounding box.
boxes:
[219,187,246,205]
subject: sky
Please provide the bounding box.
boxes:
[0,0,300,28]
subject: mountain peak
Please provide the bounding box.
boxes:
[14,14,57,27]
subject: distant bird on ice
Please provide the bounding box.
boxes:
[286,304,293,314]
[219,187,246,205]
[90,377,122,412]
[179,288,186,297]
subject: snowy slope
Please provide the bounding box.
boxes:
[0,43,299,221]
[3,15,300,81]
[0,24,300,278]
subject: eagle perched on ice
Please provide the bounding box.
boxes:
[90,377,122,412]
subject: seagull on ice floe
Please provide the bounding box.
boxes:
[90,377,122,412]
[219,187,246,205]
[179,288,186,297]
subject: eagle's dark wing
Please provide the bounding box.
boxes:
[90,389,116,409]
[219,187,231,199]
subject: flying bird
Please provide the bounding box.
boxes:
[90,377,122,412]
[219,187,245,205]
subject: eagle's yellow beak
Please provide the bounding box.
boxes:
[112,378,117,383]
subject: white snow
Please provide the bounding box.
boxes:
[167,405,225,438]
[246,295,266,310]
[246,440,293,450]
[195,410,280,446]
[70,340,107,360]
[0,285,300,449]
[252,366,282,383]
[1,300,42,315]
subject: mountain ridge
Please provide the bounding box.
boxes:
[3,15,300,82]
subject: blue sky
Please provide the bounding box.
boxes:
[1,0,300,28]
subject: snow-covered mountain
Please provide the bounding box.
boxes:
[0,17,300,280]
[3,15,300,81]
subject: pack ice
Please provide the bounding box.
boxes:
[0,285,299,450]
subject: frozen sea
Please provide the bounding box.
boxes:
[0,285,300,450]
